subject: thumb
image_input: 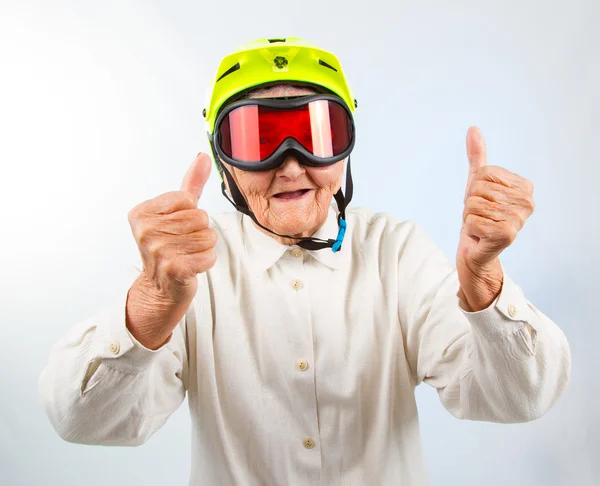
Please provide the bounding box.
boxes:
[180,152,212,206]
[464,126,488,202]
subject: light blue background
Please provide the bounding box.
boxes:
[1,0,598,485]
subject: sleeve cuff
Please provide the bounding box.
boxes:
[460,267,538,342]
[90,285,172,374]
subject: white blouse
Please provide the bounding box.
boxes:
[39,206,571,486]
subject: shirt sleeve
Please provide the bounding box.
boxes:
[38,263,189,446]
[398,222,571,423]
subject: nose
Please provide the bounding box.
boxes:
[276,155,305,180]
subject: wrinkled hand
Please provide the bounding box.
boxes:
[128,152,217,304]
[456,127,535,311]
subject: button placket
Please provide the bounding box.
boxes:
[284,253,319,461]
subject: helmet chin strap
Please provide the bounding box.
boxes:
[216,153,354,252]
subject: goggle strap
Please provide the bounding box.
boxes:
[330,155,353,252]
[220,161,248,208]
[344,154,354,209]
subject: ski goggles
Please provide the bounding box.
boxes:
[211,94,355,171]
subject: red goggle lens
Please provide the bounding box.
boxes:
[218,100,352,163]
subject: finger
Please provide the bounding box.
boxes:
[463,213,496,240]
[463,196,509,224]
[470,180,535,216]
[469,180,511,204]
[160,209,210,235]
[180,152,212,206]
[154,248,217,283]
[506,171,535,195]
[464,126,488,202]
[477,165,522,189]
[183,248,218,274]
[172,228,218,254]
[464,214,517,247]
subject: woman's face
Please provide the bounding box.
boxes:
[222,85,345,243]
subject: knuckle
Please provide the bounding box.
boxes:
[518,212,529,229]
[157,191,195,213]
[178,191,197,208]
[195,209,209,227]
[467,194,482,209]
[207,248,218,263]
[525,179,534,194]
[464,213,476,228]
[471,180,487,196]
[500,224,517,245]
[147,239,166,259]
[136,223,151,246]
[128,202,149,224]
[204,228,218,247]
[127,207,137,224]
[190,229,217,252]
[202,249,218,269]
[162,258,183,280]
[189,248,217,274]
[483,165,499,178]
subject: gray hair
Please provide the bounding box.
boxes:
[243,84,318,99]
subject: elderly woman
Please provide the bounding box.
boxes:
[39,38,571,486]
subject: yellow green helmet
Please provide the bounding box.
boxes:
[203,37,357,136]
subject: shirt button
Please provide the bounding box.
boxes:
[291,279,304,290]
[508,304,517,317]
[109,340,120,355]
[303,438,315,449]
[296,359,308,371]
[291,248,303,258]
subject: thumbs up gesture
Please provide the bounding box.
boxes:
[456,127,535,311]
[128,153,217,304]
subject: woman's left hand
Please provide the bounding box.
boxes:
[456,126,536,312]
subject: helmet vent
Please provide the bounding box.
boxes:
[217,62,240,82]
[267,38,286,43]
[318,59,338,72]
[273,56,288,69]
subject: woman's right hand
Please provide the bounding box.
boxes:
[128,152,217,306]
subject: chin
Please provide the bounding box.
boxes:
[267,211,317,237]
[273,220,313,237]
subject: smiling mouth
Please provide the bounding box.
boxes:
[273,189,312,200]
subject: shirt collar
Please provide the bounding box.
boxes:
[242,205,346,274]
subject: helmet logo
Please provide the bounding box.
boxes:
[273,56,288,69]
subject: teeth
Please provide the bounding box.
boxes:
[277,189,306,195]
[274,189,308,199]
